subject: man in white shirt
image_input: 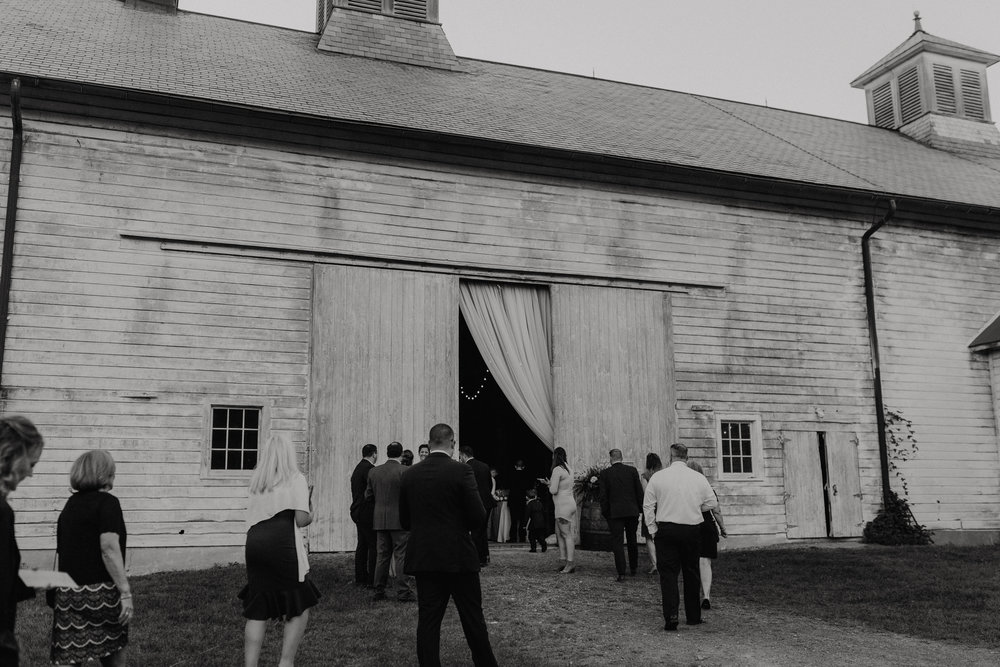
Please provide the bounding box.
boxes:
[642,442,718,631]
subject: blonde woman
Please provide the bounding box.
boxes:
[51,450,131,667]
[0,416,44,666]
[240,435,320,667]
[687,461,726,610]
[547,447,576,574]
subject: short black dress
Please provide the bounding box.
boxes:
[239,474,320,621]
[699,510,719,559]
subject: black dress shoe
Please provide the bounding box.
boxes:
[701,599,711,610]
[664,622,678,631]
[686,619,704,626]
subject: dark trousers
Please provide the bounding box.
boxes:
[528,527,547,552]
[654,522,702,625]
[414,572,498,667]
[508,498,526,542]
[607,515,639,575]
[472,514,491,564]
[353,512,376,585]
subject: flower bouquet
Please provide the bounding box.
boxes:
[573,464,606,503]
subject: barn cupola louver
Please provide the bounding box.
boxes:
[851,11,1000,157]
[316,0,464,71]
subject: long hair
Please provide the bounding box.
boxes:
[248,434,301,495]
[0,416,44,499]
[551,446,569,473]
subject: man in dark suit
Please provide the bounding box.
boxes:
[366,441,416,602]
[400,424,498,667]
[599,448,645,581]
[458,445,495,566]
[350,443,377,586]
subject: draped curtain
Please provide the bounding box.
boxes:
[459,282,554,449]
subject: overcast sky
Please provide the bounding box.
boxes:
[178,0,1000,125]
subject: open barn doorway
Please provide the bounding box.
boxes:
[458,313,552,481]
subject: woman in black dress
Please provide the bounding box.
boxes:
[0,416,45,666]
[241,435,319,667]
[51,449,132,666]
[687,461,726,610]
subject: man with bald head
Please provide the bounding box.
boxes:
[643,442,718,631]
[400,424,497,666]
[598,448,645,581]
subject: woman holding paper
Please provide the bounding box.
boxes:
[51,450,131,666]
[0,415,45,666]
[240,434,320,667]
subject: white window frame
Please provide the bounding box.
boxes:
[201,402,270,479]
[715,414,764,482]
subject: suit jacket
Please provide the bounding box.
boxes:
[366,460,406,531]
[599,462,645,520]
[400,452,486,574]
[467,457,497,511]
[349,458,374,521]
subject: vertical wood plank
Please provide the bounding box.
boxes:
[826,431,864,537]
[552,285,675,470]
[310,265,458,551]
[783,432,827,538]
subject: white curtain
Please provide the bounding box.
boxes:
[459,282,554,449]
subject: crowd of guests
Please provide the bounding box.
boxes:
[4,413,724,666]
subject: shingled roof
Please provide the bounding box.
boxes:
[3,0,1000,211]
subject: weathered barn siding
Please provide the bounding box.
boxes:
[1,116,312,563]
[3,92,997,557]
[310,264,458,552]
[0,110,891,555]
[551,285,675,468]
[871,224,1000,531]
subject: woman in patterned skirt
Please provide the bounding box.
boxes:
[240,434,320,667]
[51,450,131,666]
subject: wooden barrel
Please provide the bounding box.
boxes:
[577,500,611,551]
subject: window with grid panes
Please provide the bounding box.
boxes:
[210,406,260,471]
[720,420,754,474]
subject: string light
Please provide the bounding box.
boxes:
[460,369,491,401]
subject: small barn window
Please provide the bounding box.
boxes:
[716,415,763,481]
[210,406,261,471]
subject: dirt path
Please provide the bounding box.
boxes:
[483,546,999,667]
[577,597,1000,666]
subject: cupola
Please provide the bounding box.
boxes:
[850,12,1000,157]
[315,0,463,71]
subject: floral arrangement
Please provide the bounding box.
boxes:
[573,464,607,503]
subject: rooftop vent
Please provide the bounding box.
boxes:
[316,0,462,70]
[851,12,1000,156]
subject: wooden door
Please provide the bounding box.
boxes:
[825,432,864,537]
[309,265,458,552]
[783,432,827,538]
[551,285,675,469]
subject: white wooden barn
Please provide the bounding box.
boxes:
[2,0,999,571]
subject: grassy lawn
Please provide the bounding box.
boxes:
[13,543,998,665]
[721,544,1000,647]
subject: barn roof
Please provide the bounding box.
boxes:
[3,0,1000,211]
[969,310,1000,351]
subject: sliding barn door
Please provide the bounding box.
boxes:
[826,432,864,537]
[310,265,458,552]
[551,285,675,468]
[783,432,827,538]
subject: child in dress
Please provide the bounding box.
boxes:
[523,488,548,553]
